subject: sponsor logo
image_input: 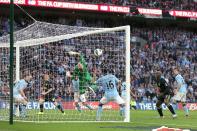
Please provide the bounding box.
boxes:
[137,8,162,15]
[169,10,197,18]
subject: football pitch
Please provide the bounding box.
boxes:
[0,110,197,131]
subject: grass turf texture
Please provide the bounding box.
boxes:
[0,110,197,131]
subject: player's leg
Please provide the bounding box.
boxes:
[80,94,93,110]
[14,95,28,117]
[13,95,20,117]
[182,102,189,117]
[19,102,28,117]
[172,92,189,116]
[115,95,125,117]
[53,97,65,114]
[164,95,177,118]
[96,96,108,121]
[38,97,45,114]
[72,79,82,112]
[171,94,179,111]
[13,102,20,117]
[180,93,189,116]
[156,96,164,118]
[74,92,81,112]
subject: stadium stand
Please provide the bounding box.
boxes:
[0,16,196,103]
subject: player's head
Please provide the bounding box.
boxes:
[172,67,179,76]
[154,71,162,81]
[23,73,32,82]
[43,74,50,81]
[77,63,83,71]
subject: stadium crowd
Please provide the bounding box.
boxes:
[0,16,197,104]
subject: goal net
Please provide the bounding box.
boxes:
[0,21,130,122]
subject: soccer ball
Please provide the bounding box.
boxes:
[94,49,103,56]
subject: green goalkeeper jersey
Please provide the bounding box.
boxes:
[72,55,92,94]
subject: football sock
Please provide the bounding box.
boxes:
[183,105,189,115]
[19,104,26,117]
[120,106,125,117]
[85,104,93,110]
[57,104,64,113]
[75,103,81,112]
[13,104,18,115]
[40,104,44,112]
[96,106,103,121]
[157,107,163,117]
[167,105,176,115]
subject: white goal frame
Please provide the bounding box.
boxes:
[0,25,130,122]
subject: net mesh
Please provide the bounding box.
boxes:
[0,21,129,122]
[0,21,99,45]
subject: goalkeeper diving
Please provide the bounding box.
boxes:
[71,53,96,112]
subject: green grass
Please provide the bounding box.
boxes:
[0,110,197,131]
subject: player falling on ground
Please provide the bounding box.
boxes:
[95,70,125,121]
[13,74,32,117]
[71,53,93,112]
[154,71,177,118]
[38,74,64,115]
[172,67,189,117]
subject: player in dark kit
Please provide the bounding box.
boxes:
[38,74,65,115]
[154,71,177,118]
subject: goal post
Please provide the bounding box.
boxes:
[0,21,130,122]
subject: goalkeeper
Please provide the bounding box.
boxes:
[72,53,95,112]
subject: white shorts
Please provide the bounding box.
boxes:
[121,95,127,103]
[172,92,187,102]
[100,95,125,105]
[74,92,87,102]
[14,94,26,102]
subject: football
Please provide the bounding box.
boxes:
[94,49,103,56]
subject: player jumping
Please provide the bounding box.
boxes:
[13,74,32,117]
[154,71,177,118]
[71,53,93,112]
[95,70,125,121]
[172,67,189,117]
[38,74,64,115]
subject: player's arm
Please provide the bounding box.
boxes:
[117,80,122,93]
[41,88,53,95]
[19,89,28,101]
[130,90,136,98]
[79,54,87,69]
[175,79,182,91]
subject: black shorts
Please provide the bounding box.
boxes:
[41,93,55,102]
[157,94,172,103]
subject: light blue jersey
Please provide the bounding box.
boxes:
[13,79,28,96]
[96,74,119,97]
[175,74,187,93]
[121,82,126,98]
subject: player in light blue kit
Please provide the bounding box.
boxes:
[172,68,189,117]
[95,70,125,121]
[13,74,32,117]
[120,81,127,116]
[121,81,127,101]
